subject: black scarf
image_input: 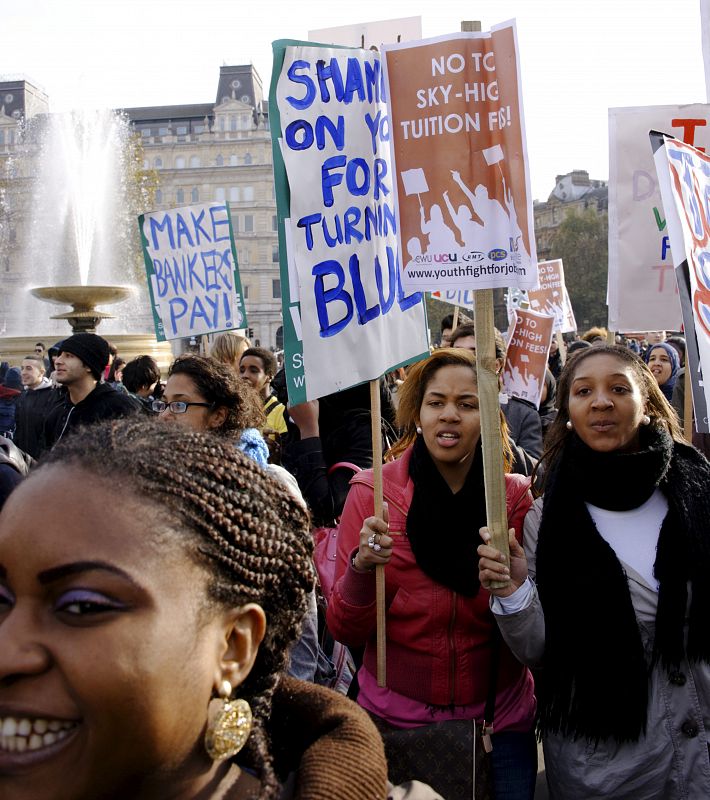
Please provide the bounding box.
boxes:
[406,435,488,596]
[536,426,710,743]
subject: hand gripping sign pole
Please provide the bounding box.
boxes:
[370,379,387,686]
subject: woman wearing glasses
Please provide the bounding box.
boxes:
[153,354,268,462]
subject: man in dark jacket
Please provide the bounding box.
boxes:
[43,333,140,451]
[14,354,60,458]
[0,435,33,510]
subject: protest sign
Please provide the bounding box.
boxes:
[503,308,554,408]
[381,21,537,293]
[430,288,474,309]
[703,0,710,103]
[309,16,422,50]
[525,259,576,333]
[139,202,246,341]
[608,105,710,332]
[651,132,710,432]
[271,40,430,403]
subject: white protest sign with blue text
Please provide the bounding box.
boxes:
[139,203,246,341]
[275,45,429,401]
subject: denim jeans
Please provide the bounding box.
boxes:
[490,730,538,800]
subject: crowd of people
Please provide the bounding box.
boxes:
[0,321,708,800]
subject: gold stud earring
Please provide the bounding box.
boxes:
[204,680,252,761]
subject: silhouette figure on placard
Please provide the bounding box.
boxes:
[451,169,530,260]
[405,236,424,271]
[451,170,510,234]
[420,203,459,254]
[443,190,483,247]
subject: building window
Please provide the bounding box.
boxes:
[272,245,279,263]
[176,125,188,136]
[215,154,224,166]
[176,189,184,204]
[243,186,254,201]
[218,117,225,131]
[243,284,249,299]
[229,187,240,202]
[158,126,169,136]
[155,189,163,204]
[175,156,185,169]
[191,187,199,202]
[272,215,278,231]
[230,116,237,132]
[189,155,200,168]
[143,158,149,169]
[230,154,238,166]
[244,152,253,165]
[154,157,162,168]
[243,215,254,233]
[272,279,281,298]
[215,187,226,201]
[141,129,151,137]
[194,123,205,134]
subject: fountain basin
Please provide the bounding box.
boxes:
[30,285,134,334]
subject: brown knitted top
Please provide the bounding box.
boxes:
[221,676,388,800]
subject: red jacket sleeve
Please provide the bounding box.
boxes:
[325,480,379,648]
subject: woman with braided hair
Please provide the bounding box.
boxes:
[479,345,710,798]
[0,418,387,800]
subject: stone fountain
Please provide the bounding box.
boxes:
[30,285,134,334]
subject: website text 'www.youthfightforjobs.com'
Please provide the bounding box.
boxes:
[406,262,528,280]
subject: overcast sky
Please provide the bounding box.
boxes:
[2,0,707,200]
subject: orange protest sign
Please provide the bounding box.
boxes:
[503,309,554,408]
[526,259,577,333]
[382,21,537,293]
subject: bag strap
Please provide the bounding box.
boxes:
[327,461,362,476]
[263,395,280,414]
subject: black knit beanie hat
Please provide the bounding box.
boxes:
[59,334,110,380]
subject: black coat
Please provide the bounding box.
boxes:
[43,382,140,451]
[14,383,62,459]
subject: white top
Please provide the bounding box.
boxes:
[586,488,667,592]
[493,488,668,614]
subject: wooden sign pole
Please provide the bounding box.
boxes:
[474,291,510,587]
[684,363,693,443]
[451,305,460,333]
[370,378,387,687]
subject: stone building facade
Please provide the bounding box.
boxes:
[123,64,282,349]
[533,169,608,260]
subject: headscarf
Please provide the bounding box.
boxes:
[644,342,680,401]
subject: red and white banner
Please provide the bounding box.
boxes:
[608,105,710,332]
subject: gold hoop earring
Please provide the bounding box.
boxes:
[204,680,252,761]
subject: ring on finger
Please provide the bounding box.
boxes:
[373,543,382,552]
[367,534,376,549]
